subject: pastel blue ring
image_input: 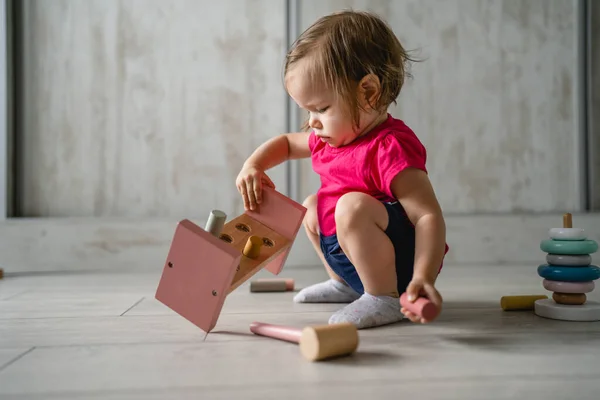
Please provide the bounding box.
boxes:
[540,239,598,255]
[537,264,600,282]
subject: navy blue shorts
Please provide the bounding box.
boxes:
[319,201,416,295]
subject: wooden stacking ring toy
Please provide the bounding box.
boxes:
[534,213,600,321]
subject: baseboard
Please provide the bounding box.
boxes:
[1,214,599,274]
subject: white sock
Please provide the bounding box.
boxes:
[293,279,361,303]
[328,293,404,329]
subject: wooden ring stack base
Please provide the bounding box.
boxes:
[534,213,600,321]
[154,188,307,333]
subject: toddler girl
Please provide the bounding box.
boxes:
[236,10,448,329]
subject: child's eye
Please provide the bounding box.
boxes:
[317,107,329,113]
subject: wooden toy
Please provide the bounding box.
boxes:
[537,264,600,281]
[205,209,227,237]
[500,295,548,311]
[249,321,359,361]
[534,213,600,321]
[250,278,295,292]
[399,292,439,321]
[155,187,307,333]
[542,279,595,293]
[546,254,591,266]
[552,292,586,305]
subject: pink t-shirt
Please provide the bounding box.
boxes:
[308,114,428,237]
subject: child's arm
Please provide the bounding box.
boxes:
[390,167,446,322]
[237,132,311,210]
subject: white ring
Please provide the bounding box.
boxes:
[548,227,586,241]
[534,299,600,321]
[546,254,591,266]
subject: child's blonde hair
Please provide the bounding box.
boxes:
[284,10,416,130]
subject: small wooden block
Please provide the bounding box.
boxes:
[219,213,291,293]
[155,219,241,333]
[245,187,307,275]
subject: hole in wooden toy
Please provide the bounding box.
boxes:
[219,234,233,243]
[212,290,217,296]
[262,237,274,247]
[168,261,173,268]
[235,223,250,232]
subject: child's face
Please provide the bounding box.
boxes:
[286,64,380,148]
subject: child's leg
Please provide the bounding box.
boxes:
[328,192,412,328]
[334,192,400,296]
[293,194,361,303]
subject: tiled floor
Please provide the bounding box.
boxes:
[1,264,600,399]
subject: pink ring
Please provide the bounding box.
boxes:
[543,279,595,293]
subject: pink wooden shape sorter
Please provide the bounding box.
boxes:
[245,187,307,275]
[155,220,241,333]
[155,188,307,333]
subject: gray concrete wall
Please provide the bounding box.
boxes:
[298,0,584,214]
[15,0,586,217]
[17,0,287,217]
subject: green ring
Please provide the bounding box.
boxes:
[540,239,598,255]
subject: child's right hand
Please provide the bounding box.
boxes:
[236,164,276,211]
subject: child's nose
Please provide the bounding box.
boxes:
[309,115,322,129]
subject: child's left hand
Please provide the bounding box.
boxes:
[401,277,443,323]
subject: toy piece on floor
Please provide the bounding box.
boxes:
[399,292,440,321]
[535,213,600,321]
[500,295,548,311]
[249,321,358,361]
[0,268,3,279]
[154,187,307,333]
[250,278,295,292]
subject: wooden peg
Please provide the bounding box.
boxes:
[250,278,294,292]
[205,210,227,237]
[243,235,263,259]
[563,213,572,228]
[249,321,359,361]
[400,292,440,321]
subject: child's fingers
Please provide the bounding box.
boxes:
[253,177,263,205]
[424,284,443,308]
[262,174,276,189]
[245,177,258,210]
[406,282,423,302]
[238,182,250,210]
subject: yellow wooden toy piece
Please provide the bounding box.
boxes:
[501,295,548,311]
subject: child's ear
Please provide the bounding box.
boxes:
[358,73,381,110]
